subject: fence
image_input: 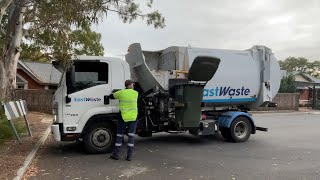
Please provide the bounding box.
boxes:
[254,93,300,111]
[13,90,300,113]
[14,90,55,114]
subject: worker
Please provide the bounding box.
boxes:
[109,79,139,161]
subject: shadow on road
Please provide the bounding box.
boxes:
[43,133,229,155]
[136,133,225,145]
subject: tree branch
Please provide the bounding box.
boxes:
[0,0,14,35]
[106,7,145,17]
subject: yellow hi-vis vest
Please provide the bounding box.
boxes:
[113,89,139,122]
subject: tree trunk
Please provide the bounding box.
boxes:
[0,0,26,101]
[0,60,7,100]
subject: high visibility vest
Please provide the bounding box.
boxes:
[114,89,139,122]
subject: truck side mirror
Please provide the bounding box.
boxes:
[65,95,71,103]
[66,65,76,89]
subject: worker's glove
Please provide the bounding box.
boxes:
[109,94,115,99]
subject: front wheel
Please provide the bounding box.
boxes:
[83,122,115,154]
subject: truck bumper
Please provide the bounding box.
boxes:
[51,124,61,141]
[189,120,219,136]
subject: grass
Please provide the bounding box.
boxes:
[0,117,27,144]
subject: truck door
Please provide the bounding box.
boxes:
[63,60,111,133]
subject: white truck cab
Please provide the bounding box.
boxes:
[51,56,130,153]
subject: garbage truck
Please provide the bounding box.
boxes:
[51,43,281,154]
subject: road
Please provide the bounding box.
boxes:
[28,112,320,180]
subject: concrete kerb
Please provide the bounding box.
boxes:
[250,110,320,115]
[13,126,51,180]
[249,110,296,114]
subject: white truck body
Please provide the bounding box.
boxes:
[128,44,281,108]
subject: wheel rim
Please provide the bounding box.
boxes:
[91,128,111,148]
[234,121,248,139]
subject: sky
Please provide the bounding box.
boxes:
[92,0,320,61]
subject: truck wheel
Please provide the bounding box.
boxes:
[220,128,232,141]
[83,122,115,154]
[137,131,153,137]
[229,117,252,142]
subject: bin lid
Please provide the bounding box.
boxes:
[188,56,220,82]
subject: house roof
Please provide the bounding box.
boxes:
[303,73,320,83]
[288,71,320,88]
[18,60,62,85]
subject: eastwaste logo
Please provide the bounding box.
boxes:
[204,86,251,97]
[73,97,101,102]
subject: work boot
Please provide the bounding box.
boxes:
[126,155,132,161]
[110,154,119,160]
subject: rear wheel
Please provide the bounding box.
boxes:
[220,117,252,143]
[229,117,252,142]
[83,122,115,154]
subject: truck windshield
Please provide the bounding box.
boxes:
[67,61,108,94]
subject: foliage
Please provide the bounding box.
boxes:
[0,97,8,122]
[1,0,165,66]
[20,24,104,62]
[0,98,26,143]
[0,104,6,122]
[279,74,296,93]
[0,118,26,144]
[279,57,320,78]
[0,103,26,144]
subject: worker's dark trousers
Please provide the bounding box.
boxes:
[112,117,137,158]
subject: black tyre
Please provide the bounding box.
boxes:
[137,131,153,137]
[220,127,232,141]
[83,122,115,154]
[229,116,252,143]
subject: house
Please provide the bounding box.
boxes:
[16,60,62,90]
[290,71,320,106]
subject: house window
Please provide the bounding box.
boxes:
[16,74,28,89]
[17,85,25,89]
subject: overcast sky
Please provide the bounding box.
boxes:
[92,0,320,61]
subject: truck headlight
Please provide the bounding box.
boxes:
[53,102,59,123]
[53,115,57,123]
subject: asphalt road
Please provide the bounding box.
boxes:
[28,112,320,180]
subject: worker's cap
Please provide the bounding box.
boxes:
[125,79,134,86]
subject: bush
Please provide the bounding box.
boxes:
[279,74,296,93]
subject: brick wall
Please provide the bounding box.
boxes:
[17,69,44,89]
[299,89,309,100]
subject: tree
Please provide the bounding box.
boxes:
[279,57,309,73]
[0,0,165,100]
[279,74,296,93]
[279,57,320,79]
[307,61,320,78]
[20,24,105,62]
